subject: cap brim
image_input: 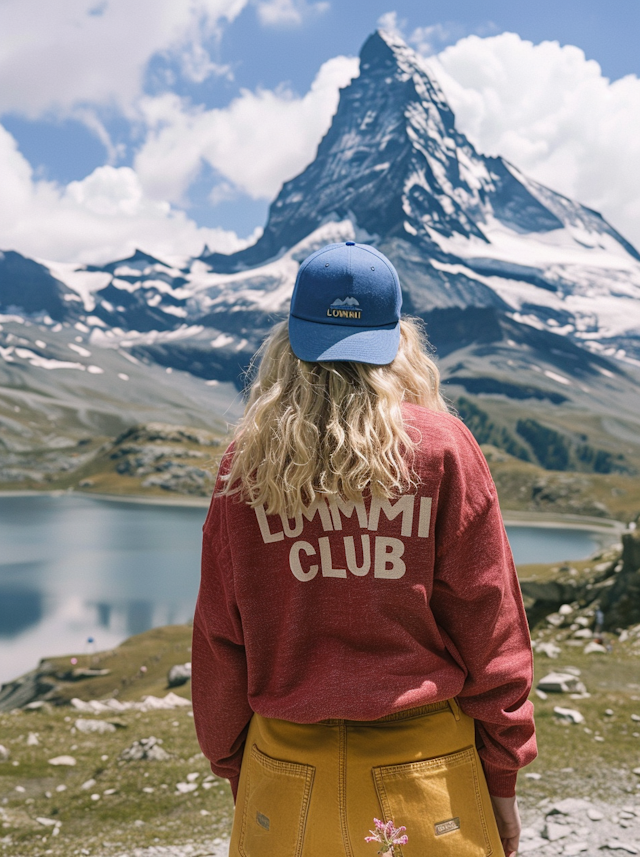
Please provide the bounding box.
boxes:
[289,315,400,364]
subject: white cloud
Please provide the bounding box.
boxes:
[408,23,462,56]
[6,10,640,269]
[427,32,640,248]
[377,11,405,39]
[135,54,359,203]
[0,0,247,118]
[0,124,253,264]
[255,0,330,28]
[378,12,462,54]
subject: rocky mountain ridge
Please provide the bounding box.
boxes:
[2,29,640,475]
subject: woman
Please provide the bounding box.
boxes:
[191,241,537,857]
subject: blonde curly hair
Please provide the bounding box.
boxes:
[217,315,449,517]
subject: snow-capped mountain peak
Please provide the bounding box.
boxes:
[199,28,637,279]
[3,28,640,438]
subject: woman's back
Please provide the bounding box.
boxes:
[191,242,536,856]
[193,402,535,793]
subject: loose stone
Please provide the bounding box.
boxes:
[554,706,585,724]
[564,843,588,855]
[548,798,593,815]
[519,837,548,852]
[601,842,638,854]
[543,821,573,841]
[47,755,76,766]
[538,672,587,694]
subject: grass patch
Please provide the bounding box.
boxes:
[2,617,640,853]
[0,704,234,855]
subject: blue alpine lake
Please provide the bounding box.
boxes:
[0,493,622,685]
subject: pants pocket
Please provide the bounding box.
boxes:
[372,745,494,857]
[238,743,315,857]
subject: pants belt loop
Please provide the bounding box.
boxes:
[447,696,461,721]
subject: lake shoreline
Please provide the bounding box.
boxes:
[0,488,628,532]
[0,491,627,687]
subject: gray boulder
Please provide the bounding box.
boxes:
[537,672,587,694]
[167,663,191,688]
[0,661,61,711]
[600,525,640,629]
[547,798,593,815]
[553,706,585,724]
[118,736,171,762]
[74,718,117,734]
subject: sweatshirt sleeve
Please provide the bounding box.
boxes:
[191,474,253,804]
[429,420,538,798]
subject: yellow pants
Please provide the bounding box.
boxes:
[229,697,505,856]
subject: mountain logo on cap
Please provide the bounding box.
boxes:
[327,296,362,319]
[330,297,360,307]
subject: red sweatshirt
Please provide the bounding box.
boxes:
[191,403,537,801]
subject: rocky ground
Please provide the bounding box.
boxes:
[485,449,640,524]
[83,794,640,857]
[3,415,640,522]
[2,599,640,856]
[3,514,640,855]
[517,797,640,855]
[0,423,225,498]
[0,625,235,857]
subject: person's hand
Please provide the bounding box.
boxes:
[489,793,521,856]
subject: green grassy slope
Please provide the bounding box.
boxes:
[2,602,640,854]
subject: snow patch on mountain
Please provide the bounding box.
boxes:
[3,27,640,404]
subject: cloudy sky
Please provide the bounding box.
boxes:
[1,0,640,264]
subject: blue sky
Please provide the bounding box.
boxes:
[1,0,640,263]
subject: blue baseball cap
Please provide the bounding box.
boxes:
[288,241,402,364]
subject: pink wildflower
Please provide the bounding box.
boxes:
[365,817,408,854]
